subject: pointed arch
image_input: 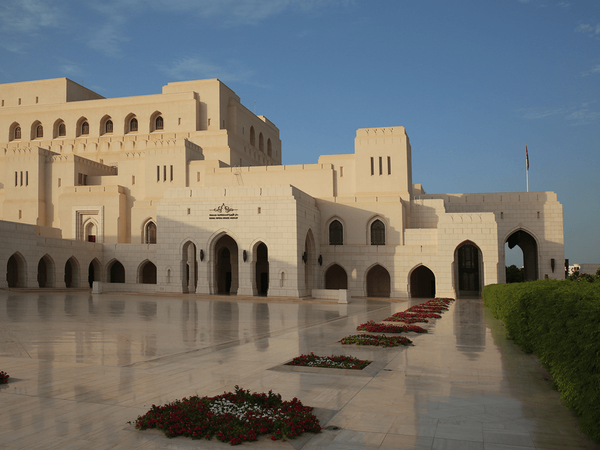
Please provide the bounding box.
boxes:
[138,259,157,284]
[250,126,256,146]
[142,218,157,244]
[76,117,89,137]
[107,259,125,283]
[88,258,101,287]
[368,216,387,245]
[365,263,390,297]
[504,228,539,282]
[454,240,483,297]
[267,138,272,157]
[100,115,113,135]
[7,252,27,288]
[65,256,80,288]
[325,263,348,290]
[53,119,66,138]
[9,122,21,141]
[327,217,344,245]
[31,120,43,140]
[83,218,99,242]
[409,264,435,298]
[304,228,316,293]
[214,234,239,294]
[125,113,138,134]
[259,132,264,152]
[150,111,163,132]
[252,241,269,295]
[37,254,56,288]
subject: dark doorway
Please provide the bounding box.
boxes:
[457,243,481,296]
[410,265,435,298]
[366,264,391,297]
[65,259,73,288]
[37,255,54,288]
[109,260,125,283]
[506,230,538,281]
[255,243,269,295]
[140,261,157,284]
[182,241,197,293]
[215,235,238,294]
[88,259,100,288]
[325,264,348,290]
[7,253,25,288]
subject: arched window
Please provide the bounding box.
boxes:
[36,124,43,138]
[370,219,385,245]
[81,121,89,135]
[259,132,264,152]
[329,220,343,245]
[129,117,138,132]
[267,138,272,157]
[105,119,113,133]
[13,126,21,140]
[58,123,66,137]
[250,126,255,146]
[145,221,157,244]
[155,116,163,130]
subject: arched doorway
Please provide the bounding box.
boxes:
[182,241,197,293]
[506,230,538,281]
[7,253,26,288]
[455,242,482,297]
[325,264,348,289]
[108,260,125,283]
[88,259,101,287]
[254,242,269,296]
[215,235,239,294]
[37,255,55,288]
[410,265,435,298]
[139,260,157,284]
[65,257,79,288]
[304,229,315,294]
[366,264,391,297]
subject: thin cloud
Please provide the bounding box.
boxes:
[518,103,599,125]
[0,0,62,52]
[87,20,130,58]
[161,56,255,84]
[575,22,600,39]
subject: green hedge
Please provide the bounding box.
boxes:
[483,280,600,444]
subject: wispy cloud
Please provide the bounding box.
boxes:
[0,0,62,52]
[518,103,599,125]
[161,56,255,84]
[575,22,600,39]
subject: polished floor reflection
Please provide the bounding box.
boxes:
[0,292,597,449]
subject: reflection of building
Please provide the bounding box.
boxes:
[0,78,565,298]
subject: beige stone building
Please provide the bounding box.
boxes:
[0,77,564,298]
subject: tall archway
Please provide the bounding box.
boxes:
[182,241,197,293]
[65,257,80,288]
[410,265,435,298]
[139,260,157,284]
[366,264,390,297]
[37,254,55,288]
[325,264,348,289]
[506,230,539,281]
[7,252,26,288]
[88,258,101,288]
[214,235,239,294]
[108,260,125,283]
[254,242,269,295]
[455,242,482,297]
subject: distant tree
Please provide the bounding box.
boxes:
[506,265,524,283]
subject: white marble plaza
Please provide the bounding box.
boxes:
[0,291,596,450]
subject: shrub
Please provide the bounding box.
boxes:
[483,280,600,444]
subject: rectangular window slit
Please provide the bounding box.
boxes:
[170,165,173,181]
[387,156,391,174]
[379,157,383,175]
[370,157,374,175]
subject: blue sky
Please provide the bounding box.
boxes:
[1,0,598,268]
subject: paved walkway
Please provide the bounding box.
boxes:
[0,291,597,450]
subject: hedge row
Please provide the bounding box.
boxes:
[483,280,600,444]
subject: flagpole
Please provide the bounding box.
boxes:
[526,144,529,192]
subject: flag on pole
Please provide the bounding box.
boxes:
[526,145,529,171]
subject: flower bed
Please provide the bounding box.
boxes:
[286,353,371,370]
[133,386,321,445]
[0,371,9,384]
[383,312,436,322]
[383,298,455,322]
[357,320,427,334]
[341,334,412,347]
